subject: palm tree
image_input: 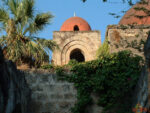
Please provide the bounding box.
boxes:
[0,0,57,67]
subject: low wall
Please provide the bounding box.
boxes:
[24,69,103,113]
[24,68,148,113]
[25,69,77,113]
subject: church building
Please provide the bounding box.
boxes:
[52,15,101,65]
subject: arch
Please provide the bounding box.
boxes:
[61,40,93,65]
[62,44,89,65]
[74,25,79,31]
[70,48,85,62]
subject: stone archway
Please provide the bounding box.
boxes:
[61,41,92,65]
[70,48,85,62]
[52,31,101,66]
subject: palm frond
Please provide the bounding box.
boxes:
[8,0,19,16]
[23,0,34,18]
[0,36,6,47]
[0,8,9,22]
[20,0,35,35]
[15,2,24,23]
[25,40,49,65]
[0,0,56,66]
[36,38,58,50]
[29,12,53,34]
[4,38,23,62]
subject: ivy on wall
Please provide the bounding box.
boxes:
[55,50,143,113]
[96,38,110,58]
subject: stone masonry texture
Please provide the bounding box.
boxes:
[107,25,149,110]
[52,31,101,65]
[106,25,150,58]
[25,69,77,113]
[24,69,103,113]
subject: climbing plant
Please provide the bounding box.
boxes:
[55,50,143,113]
[96,38,110,58]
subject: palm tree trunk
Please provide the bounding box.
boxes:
[6,19,16,39]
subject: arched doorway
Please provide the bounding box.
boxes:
[74,25,79,31]
[70,49,85,62]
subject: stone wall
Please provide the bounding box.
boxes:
[106,25,150,58]
[25,69,103,113]
[52,31,101,65]
[106,25,149,110]
[25,69,77,113]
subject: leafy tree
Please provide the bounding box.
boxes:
[82,0,135,5]
[82,0,150,19]
[0,0,57,67]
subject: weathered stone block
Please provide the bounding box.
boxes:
[24,70,102,113]
[63,84,70,92]
[106,25,150,59]
[50,94,64,99]
[59,101,70,108]
[41,74,49,82]
[32,85,43,92]
[64,93,75,100]
[28,100,43,113]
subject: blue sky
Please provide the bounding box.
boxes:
[35,0,132,42]
[0,0,134,42]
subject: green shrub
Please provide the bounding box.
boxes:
[96,38,110,58]
[67,59,79,66]
[56,50,143,113]
[40,64,54,69]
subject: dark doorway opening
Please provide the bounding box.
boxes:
[74,25,79,31]
[70,49,85,62]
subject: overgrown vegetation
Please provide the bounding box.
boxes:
[41,64,55,69]
[54,50,143,113]
[96,38,110,58]
[67,59,79,66]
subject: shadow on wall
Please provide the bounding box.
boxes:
[0,47,31,113]
[144,33,150,110]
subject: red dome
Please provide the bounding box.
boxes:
[119,0,150,25]
[60,16,91,31]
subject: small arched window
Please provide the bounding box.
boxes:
[74,25,79,31]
